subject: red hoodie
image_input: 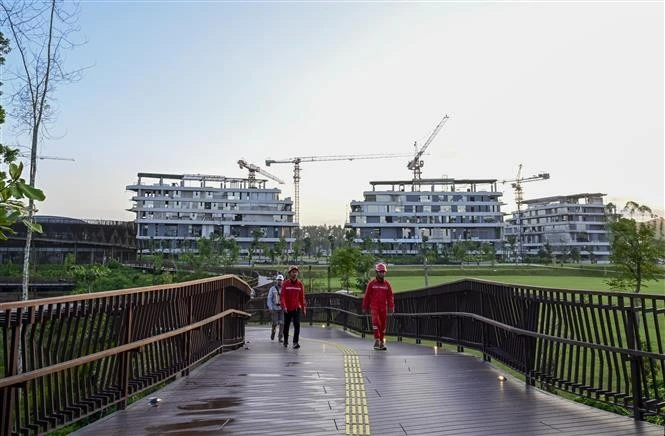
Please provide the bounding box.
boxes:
[280,279,306,312]
[362,278,395,312]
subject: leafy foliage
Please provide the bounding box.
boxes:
[606,202,665,293]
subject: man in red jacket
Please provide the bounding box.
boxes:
[362,263,394,350]
[280,265,307,349]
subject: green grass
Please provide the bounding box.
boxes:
[386,275,665,293]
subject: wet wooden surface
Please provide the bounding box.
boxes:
[73,326,664,435]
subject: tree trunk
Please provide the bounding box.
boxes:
[21,127,39,300]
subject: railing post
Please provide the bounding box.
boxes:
[625,305,644,421]
[1,308,22,435]
[481,290,488,361]
[182,293,193,377]
[415,316,421,344]
[522,335,534,386]
[455,295,463,353]
[118,299,133,410]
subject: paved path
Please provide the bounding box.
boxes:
[74,326,664,435]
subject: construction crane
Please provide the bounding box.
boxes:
[407,114,450,180]
[501,164,550,262]
[19,153,75,162]
[265,153,411,224]
[237,159,284,188]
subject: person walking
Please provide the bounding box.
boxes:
[266,274,284,342]
[362,263,394,350]
[281,265,306,349]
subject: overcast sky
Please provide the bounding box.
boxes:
[3,1,663,225]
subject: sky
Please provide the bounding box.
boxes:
[2,1,663,226]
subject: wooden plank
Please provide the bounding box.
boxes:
[73,326,664,436]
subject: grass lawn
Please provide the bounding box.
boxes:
[385,275,665,294]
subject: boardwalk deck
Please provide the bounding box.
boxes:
[73,326,664,436]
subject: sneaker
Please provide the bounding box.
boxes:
[283,341,288,348]
[379,341,387,350]
[293,343,300,349]
[271,331,275,341]
[373,340,381,350]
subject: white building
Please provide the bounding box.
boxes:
[345,178,504,255]
[504,193,611,263]
[126,172,296,255]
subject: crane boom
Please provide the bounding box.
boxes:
[238,159,285,187]
[19,153,75,162]
[264,153,412,224]
[407,114,450,180]
[265,153,411,166]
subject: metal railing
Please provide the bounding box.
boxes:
[248,279,665,422]
[0,275,252,435]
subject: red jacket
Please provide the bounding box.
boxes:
[280,279,306,312]
[362,278,395,312]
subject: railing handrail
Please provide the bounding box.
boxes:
[0,308,250,390]
[0,274,252,309]
[302,305,665,361]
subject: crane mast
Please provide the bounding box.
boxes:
[265,153,411,224]
[501,164,551,262]
[407,114,450,181]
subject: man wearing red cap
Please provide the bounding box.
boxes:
[362,263,394,350]
[280,265,307,349]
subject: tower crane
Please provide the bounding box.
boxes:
[501,164,550,262]
[407,114,450,180]
[18,153,75,161]
[237,159,284,188]
[265,153,411,224]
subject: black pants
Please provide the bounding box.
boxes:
[283,309,301,345]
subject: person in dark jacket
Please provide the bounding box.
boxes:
[362,263,394,350]
[280,265,307,349]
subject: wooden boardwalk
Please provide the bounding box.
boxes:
[74,326,664,435]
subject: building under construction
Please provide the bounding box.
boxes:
[345,178,504,254]
[504,193,611,263]
[126,172,296,256]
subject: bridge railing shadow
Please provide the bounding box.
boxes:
[0,275,252,436]
[248,278,665,424]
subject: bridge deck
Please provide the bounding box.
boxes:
[74,326,663,436]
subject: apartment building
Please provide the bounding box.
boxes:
[504,193,610,263]
[126,172,296,255]
[345,178,504,254]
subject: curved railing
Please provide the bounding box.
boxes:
[0,275,252,436]
[248,279,665,423]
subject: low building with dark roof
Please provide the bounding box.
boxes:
[0,216,136,265]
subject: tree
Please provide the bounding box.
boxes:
[217,235,239,269]
[249,228,264,265]
[354,252,376,292]
[505,235,518,263]
[70,264,110,294]
[568,247,581,264]
[329,246,362,290]
[0,33,46,241]
[274,236,287,264]
[452,241,468,266]
[1,1,83,300]
[606,202,665,293]
[481,242,496,266]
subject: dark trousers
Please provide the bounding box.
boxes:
[283,309,301,345]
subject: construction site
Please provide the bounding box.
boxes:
[126,114,612,263]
